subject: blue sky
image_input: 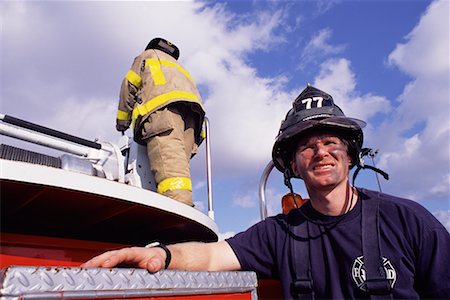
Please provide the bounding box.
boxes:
[1,0,449,237]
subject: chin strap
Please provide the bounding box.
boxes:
[284,169,299,208]
[352,148,389,187]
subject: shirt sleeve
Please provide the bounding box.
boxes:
[415,225,450,298]
[226,218,281,278]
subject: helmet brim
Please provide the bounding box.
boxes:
[272,116,366,174]
[276,116,366,143]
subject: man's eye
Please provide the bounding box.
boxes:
[324,139,339,145]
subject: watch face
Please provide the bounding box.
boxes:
[145,241,161,248]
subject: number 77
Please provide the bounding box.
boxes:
[302,96,324,109]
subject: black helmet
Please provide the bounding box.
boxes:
[272,84,366,178]
[145,37,180,60]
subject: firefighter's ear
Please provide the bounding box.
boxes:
[291,160,299,177]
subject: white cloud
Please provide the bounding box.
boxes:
[313,58,391,122]
[193,201,206,213]
[204,73,292,173]
[193,180,207,190]
[44,97,118,143]
[376,0,450,202]
[388,0,449,78]
[265,188,285,217]
[232,186,284,216]
[233,193,257,209]
[430,174,450,196]
[433,210,450,232]
[218,231,236,241]
[313,0,341,16]
[300,28,346,69]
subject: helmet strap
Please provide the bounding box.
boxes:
[284,169,299,208]
[352,164,389,186]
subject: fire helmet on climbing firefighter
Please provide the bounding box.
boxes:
[272,84,366,178]
[145,38,180,60]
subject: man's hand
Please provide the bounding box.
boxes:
[116,123,130,132]
[81,241,241,273]
[81,247,166,273]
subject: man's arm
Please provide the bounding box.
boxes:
[81,241,241,273]
[416,227,450,298]
[116,56,143,132]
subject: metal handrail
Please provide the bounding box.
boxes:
[258,160,275,220]
[0,113,110,157]
[0,113,102,150]
[204,117,214,220]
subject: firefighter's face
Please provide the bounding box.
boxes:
[291,132,352,191]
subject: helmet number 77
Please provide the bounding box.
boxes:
[302,96,324,109]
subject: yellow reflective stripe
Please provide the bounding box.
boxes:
[131,91,200,126]
[145,59,166,85]
[116,109,131,121]
[157,177,192,194]
[159,60,195,83]
[145,59,195,84]
[125,70,142,88]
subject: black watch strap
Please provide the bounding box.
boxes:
[145,241,172,269]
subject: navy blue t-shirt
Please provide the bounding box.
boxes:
[227,188,450,299]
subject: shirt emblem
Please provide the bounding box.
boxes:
[351,255,397,292]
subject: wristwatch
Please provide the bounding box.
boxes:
[145,241,172,269]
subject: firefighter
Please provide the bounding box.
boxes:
[116,38,205,206]
[85,85,450,299]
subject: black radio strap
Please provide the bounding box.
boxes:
[290,219,314,299]
[361,194,393,299]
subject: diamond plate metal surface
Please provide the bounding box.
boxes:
[0,266,257,299]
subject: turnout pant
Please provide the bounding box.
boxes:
[141,105,197,206]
